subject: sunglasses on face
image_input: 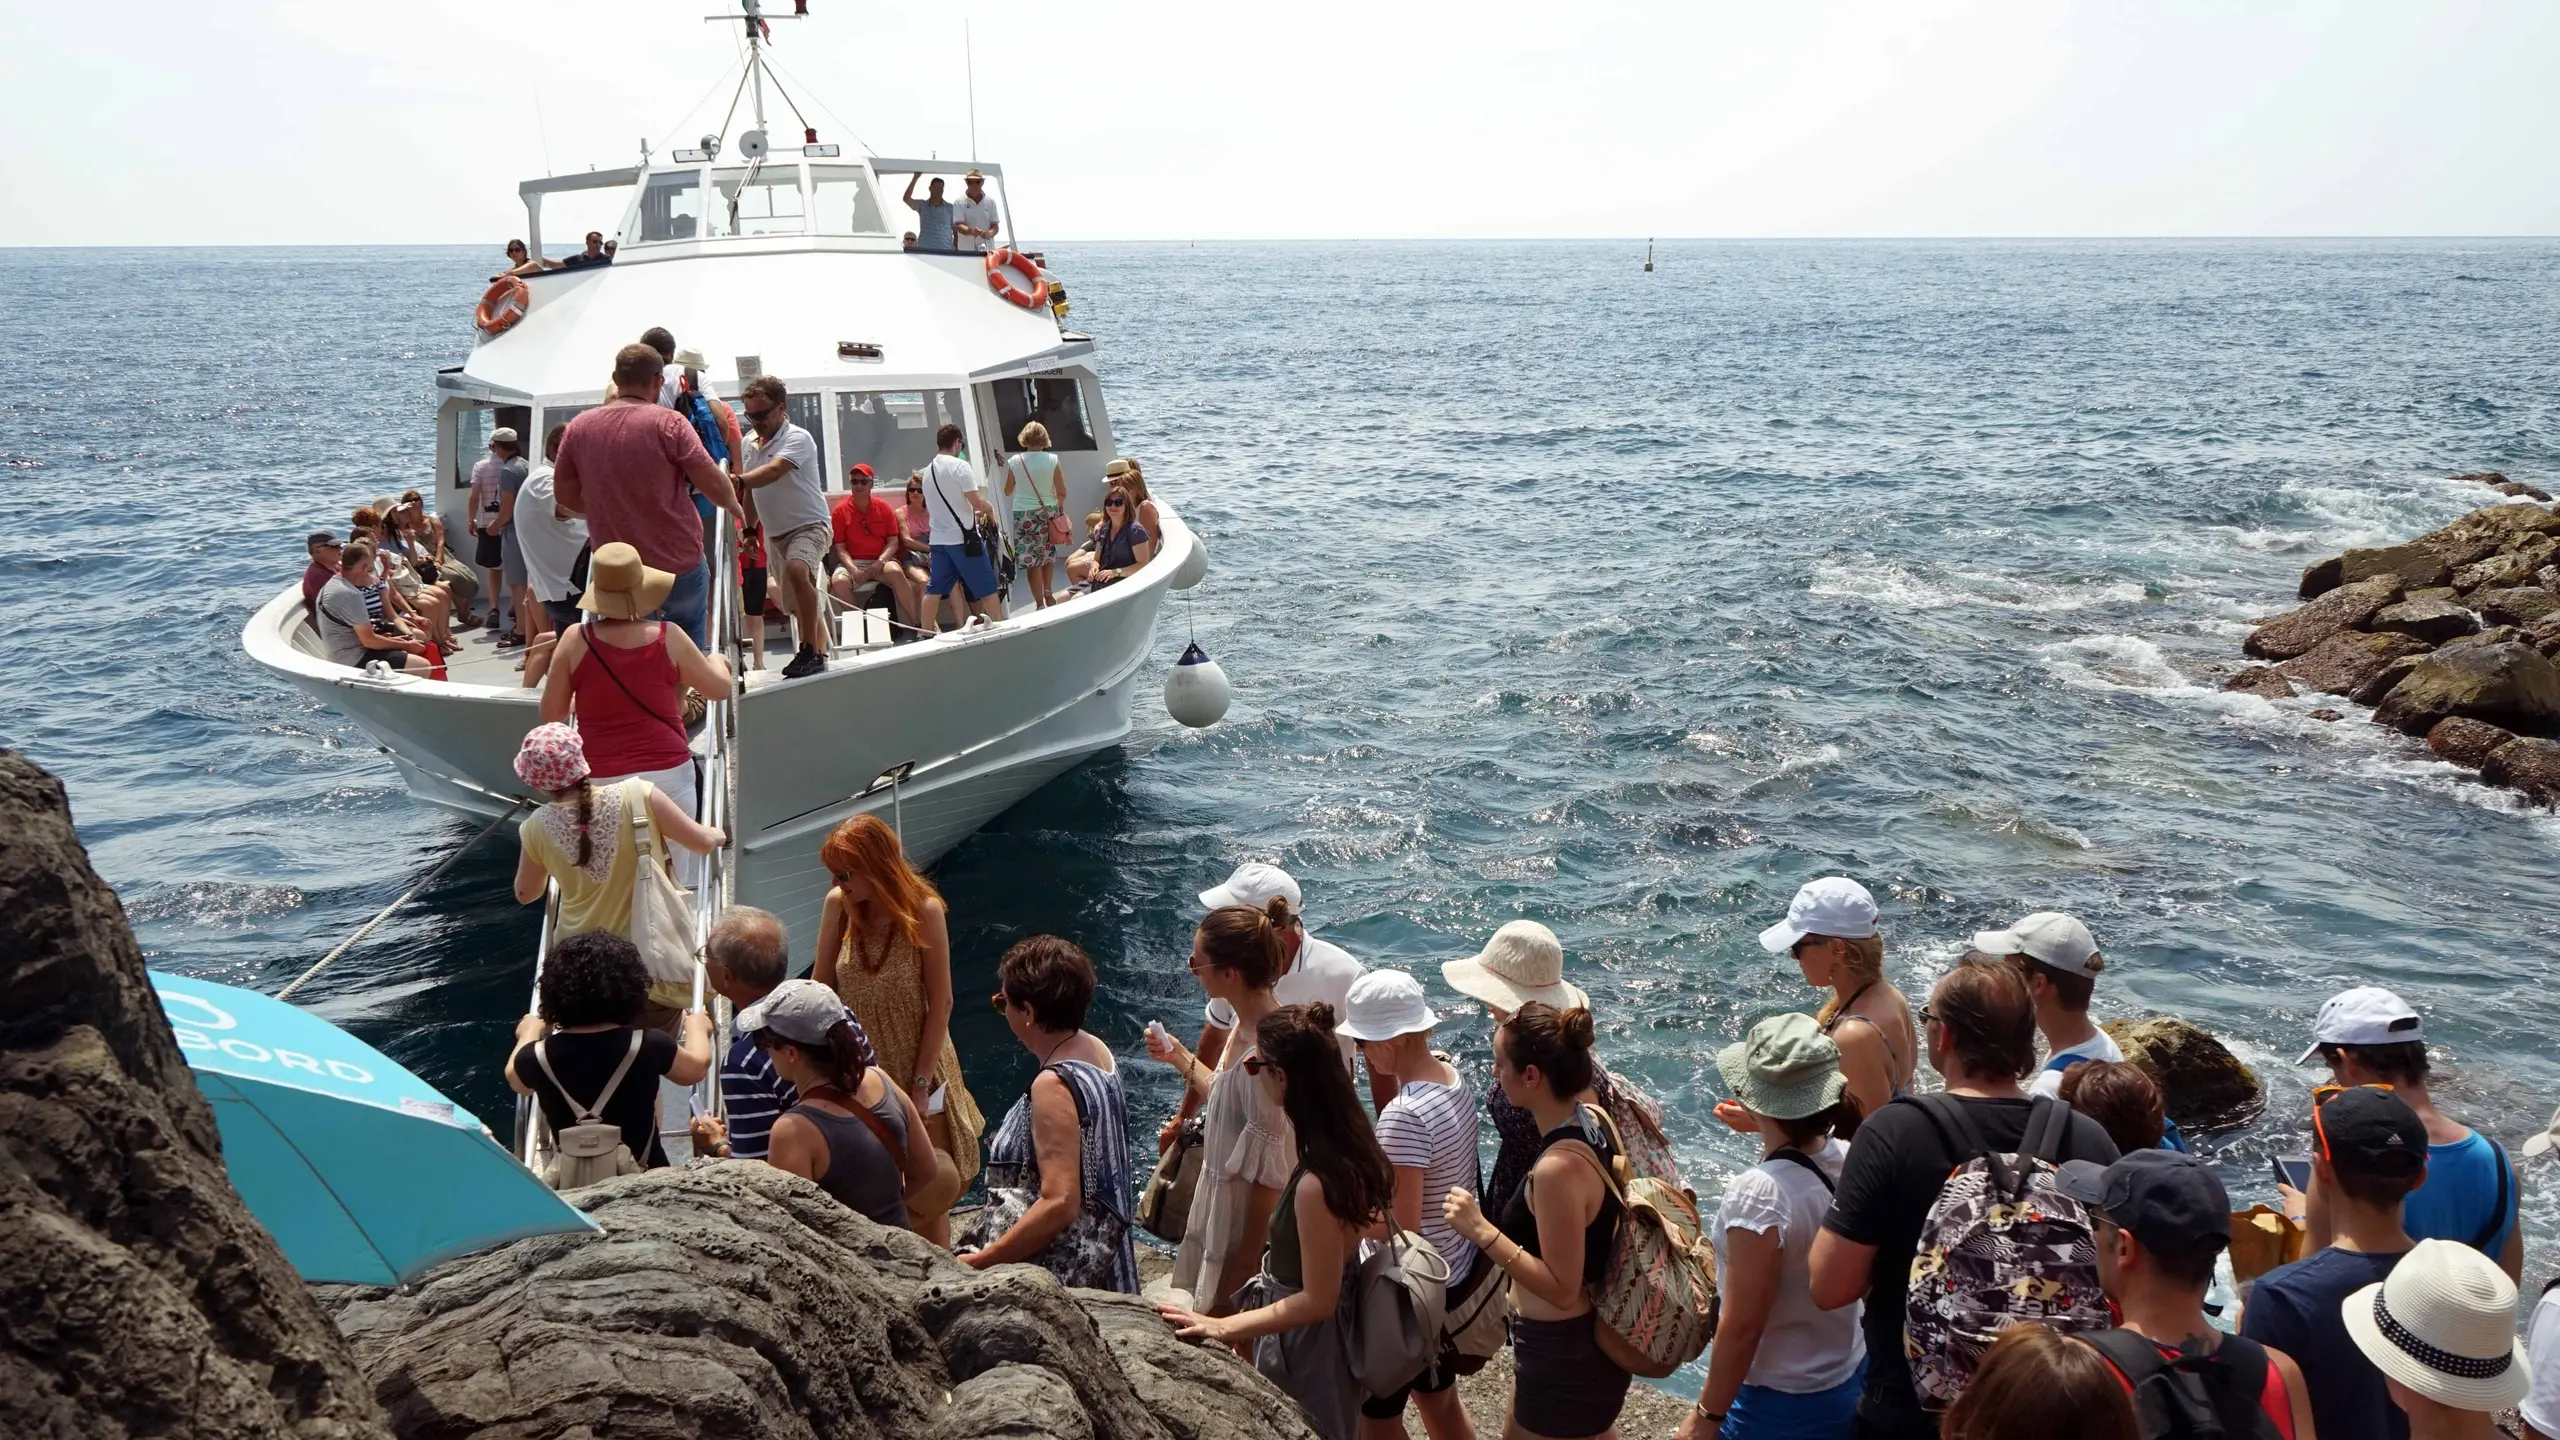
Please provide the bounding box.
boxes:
[1105,498,1128,508]
[1917,1004,1938,1027]
[1241,1055,1273,1076]
[989,989,1011,1014]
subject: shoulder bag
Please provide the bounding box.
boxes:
[1348,1226,1452,1398]
[621,778,701,1008]
[927,460,987,559]
[532,1031,650,1190]
[1137,1113,1206,1242]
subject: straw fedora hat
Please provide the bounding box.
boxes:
[579,541,674,620]
[1441,920,1588,1015]
[2341,1238,2531,1413]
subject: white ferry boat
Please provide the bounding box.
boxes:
[241,4,1207,953]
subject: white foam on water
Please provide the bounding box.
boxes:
[1683,729,1741,756]
[1738,743,1847,795]
[2274,472,2506,553]
[1810,559,2146,615]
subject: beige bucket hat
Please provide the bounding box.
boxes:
[579,541,674,620]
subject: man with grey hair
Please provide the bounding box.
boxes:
[689,907,874,1161]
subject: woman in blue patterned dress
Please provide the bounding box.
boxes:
[956,935,1140,1291]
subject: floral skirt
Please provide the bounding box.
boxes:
[1011,506,1065,567]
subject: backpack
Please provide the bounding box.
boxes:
[531,1032,649,1190]
[1902,1092,2111,1408]
[2081,1330,2287,1440]
[675,374,731,467]
[1577,1104,1720,1379]
[1601,1072,1686,1189]
[1347,1226,1452,1397]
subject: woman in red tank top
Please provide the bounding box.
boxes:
[537,543,735,832]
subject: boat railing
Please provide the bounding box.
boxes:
[517,511,747,1176]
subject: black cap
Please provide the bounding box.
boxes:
[2058,1150,2231,1257]
[2317,1085,2428,1179]
[306,530,340,547]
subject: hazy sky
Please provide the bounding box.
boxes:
[6,0,2556,245]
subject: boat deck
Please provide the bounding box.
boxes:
[433,606,899,691]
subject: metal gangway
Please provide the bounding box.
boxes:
[515,515,750,1173]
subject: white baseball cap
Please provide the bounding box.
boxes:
[2297,986,2424,1064]
[1973,911,2103,979]
[1336,969,1438,1043]
[1200,861,1301,918]
[1759,876,1880,954]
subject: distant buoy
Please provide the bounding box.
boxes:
[1172,531,1209,590]
[1163,641,1230,728]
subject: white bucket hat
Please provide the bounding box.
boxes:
[2341,1238,2531,1413]
[1336,969,1437,1043]
[1442,920,1588,1014]
[1758,876,1880,954]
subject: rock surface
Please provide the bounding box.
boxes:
[2476,586,2560,628]
[2297,556,2343,600]
[2243,576,2404,660]
[2339,543,2450,591]
[2370,641,2560,737]
[2371,596,2480,644]
[0,751,394,1440]
[2416,502,2560,570]
[2277,630,2432,698]
[2221,666,2295,700]
[2482,737,2560,806]
[2425,717,2518,772]
[2103,1016,2265,1135]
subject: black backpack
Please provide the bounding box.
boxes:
[2081,1330,2286,1440]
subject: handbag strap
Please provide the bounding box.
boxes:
[1767,1146,1838,1194]
[532,1030,645,1125]
[622,778,669,870]
[2472,1138,2511,1252]
[581,621,691,745]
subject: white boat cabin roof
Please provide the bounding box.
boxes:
[450,156,1083,407]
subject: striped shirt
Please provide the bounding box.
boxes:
[718,1005,875,1161]
[1373,1075,1482,1277]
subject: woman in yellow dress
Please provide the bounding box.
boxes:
[812,814,982,1244]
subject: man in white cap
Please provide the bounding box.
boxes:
[1971,911,2119,1099]
[1157,862,1381,1152]
[2300,987,2520,1282]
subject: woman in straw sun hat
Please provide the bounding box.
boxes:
[2340,1238,2530,1438]
[1680,1014,1867,1440]
[538,541,734,886]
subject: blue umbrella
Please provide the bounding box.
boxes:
[149,971,600,1286]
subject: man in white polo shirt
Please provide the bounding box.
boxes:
[1973,910,2121,1098]
[1155,862,1388,1151]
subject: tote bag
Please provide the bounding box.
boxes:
[621,779,700,1008]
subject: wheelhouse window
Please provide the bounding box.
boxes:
[837,388,964,489]
[537,404,597,457]
[710,165,807,238]
[989,376,1097,452]
[810,166,889,235]
[637,170,704,242]
[786,393,830,484]
[452,408,492,489]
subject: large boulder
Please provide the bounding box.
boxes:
[2476,587,2560,628]
[2243,576,2405,660]
[2498,481,2556,502]
[2426,717,2518,772]
[2339,543,2450,591]
[2276,630,2432,698]
[2222,666,2296,700]
[2453,538,2557,593]
[2415,503,2560,570]
[2369,641,2560,737]
[2297,556,2344,601]
[2482,737,2560,806]
[2528,613,2560,658]
[325,1163,1298,1440]
[2370,596,2480,644]
[2103,1017,2265,1135]
[0,752,394,1440]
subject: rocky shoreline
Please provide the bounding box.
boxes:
[2223,473,2560,806]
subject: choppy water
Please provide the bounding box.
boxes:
[5,241,2558,1272]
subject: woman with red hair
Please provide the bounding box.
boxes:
[812,813,982,1244]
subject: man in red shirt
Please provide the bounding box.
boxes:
[552,343,745,648]
[300,530,342,623]
[827,463,925,634]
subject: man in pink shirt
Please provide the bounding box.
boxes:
[552,343,745,647]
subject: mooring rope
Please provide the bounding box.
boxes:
[276,800,528,1001]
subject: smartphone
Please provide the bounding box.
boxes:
[2270,1155,2311,1192]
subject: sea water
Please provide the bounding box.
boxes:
[4,241,2557,1268]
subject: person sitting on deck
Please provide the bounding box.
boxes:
[1069,483,1152,591]
[312,541,433,672]
[955,169,999,252]
[903,175,957,252]
[300,530,341,624]
[558,231,611,269]
[351,504,455,650]
[737,978,940,1228]
[687,907,877,1164]
[734,375,832,678]
[503,929,715,1172]
[829,463,928,636]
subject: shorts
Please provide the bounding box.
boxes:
[775,522,828,581]
[543,597,583,632]
[474,530,503,568]
[1723,1360,1865,1440]
[500,527,528,586]
[927,542,1000,600]
[1510,1312,1631,1440]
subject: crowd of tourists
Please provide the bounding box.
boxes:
[485,804,2560,1440]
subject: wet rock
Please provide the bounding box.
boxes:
[2309,708,2344,721]
[2340,543,2450,591]
[936,1366,1096,1440]
[2369,641,2560,737]
[2352,654,2430,706]
[2298,555,2344,600]
[2103,1017,2265,1135]
[2426,717,2519,771]
[2453,471,2511,487]
[2243,576,2405,660]
[2415,503,2560,570]
[2372,596,2481,644]
[2497,481,2555,502]
[2222,666,2296,700]
[0,750,393,1440]
[2482,737,2560,806]
[2277,630,2431,698]
[2476,586,2560,628]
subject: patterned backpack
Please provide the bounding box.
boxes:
[1577,1105,1719,1379]
[1901,1092,2109,1408]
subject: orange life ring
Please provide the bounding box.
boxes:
[985,249,1049,310]
[476,276,530,335]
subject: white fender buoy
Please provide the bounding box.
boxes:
[1163,641,1231,728]
[1171,531,1209,590]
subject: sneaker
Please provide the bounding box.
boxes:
[780,647,827,679]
